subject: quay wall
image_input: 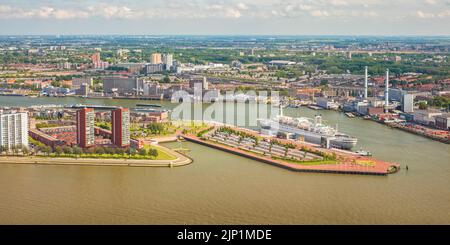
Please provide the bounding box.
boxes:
[182,135,390,176]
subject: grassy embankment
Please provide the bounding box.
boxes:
[29,146,176,161]
[203,126,339,166]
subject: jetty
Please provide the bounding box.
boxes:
[181,126,400,176]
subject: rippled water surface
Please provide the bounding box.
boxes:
[0,96,449,224]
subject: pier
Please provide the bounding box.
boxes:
[182,134,399,176]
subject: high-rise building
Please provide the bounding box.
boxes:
[151,53,162,64]
[91,52,109,69]
[144,82,161,96]
[75,83,90,96]
[0,112,28,150]
[162,53,173,70]
[402,94,414,113]
[91,52,101,64]
[189,77,208,90]
[112,108,130,147]
[102,77,143,95]
[76,108,95,148]
[145,64,164,74]
[72,77,93,89]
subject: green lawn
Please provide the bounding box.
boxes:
[145,145,177,160]
[273,157,339,166]
[34,145,177,161]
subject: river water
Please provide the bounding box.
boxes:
[0,96,449,224]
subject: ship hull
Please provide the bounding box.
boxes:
[330,139,357,150]
[259,120,357,150]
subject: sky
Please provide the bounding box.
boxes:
[0,0,450,35]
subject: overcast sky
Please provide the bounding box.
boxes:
[1,0,449,35]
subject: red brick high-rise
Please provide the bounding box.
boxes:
[111,108,130,147]
[91,52,101,64]
[76,108,95,148]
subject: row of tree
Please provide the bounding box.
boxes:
[1,144,158,158]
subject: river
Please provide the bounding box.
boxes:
[0,96,449,224]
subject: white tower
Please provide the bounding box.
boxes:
[364,66,368,99]
[385,68,389,113]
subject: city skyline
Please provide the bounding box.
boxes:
[1,0,450,35]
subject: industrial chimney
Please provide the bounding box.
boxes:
[385,68,389,113]
[364,66,368,99]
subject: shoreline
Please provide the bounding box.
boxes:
[0,146,192,168]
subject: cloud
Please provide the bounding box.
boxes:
[424,0,438,5]
[437,9,450,17]
[310,10,330,17]
[237,3,248,10]
[0,2,253,20]
[0,0,448,21]
[415,10,435,18]
[330,0,349,6]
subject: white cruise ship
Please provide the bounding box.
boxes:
[258,109,357,150]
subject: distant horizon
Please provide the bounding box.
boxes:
[1,0,450,36]
[1,34,450,37]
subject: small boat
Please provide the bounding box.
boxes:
[356,148,372,156]
[307,105,323,110]
[345,112,356,118]
[136,103,162,108]
[363,115,371,120]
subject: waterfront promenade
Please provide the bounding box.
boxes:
[0,146,192,168]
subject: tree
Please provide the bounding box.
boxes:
[73,146,82,155]
[149,148,158,157]
[138,148,147,156]
[51,80,62,87]
[83,147,96,154]
[94,147,105,155]
[115,148,125,155]
[55,146,63,156]
[163,75,170,83]
[418,101,428,110]
[43,146,52,156]
[104,147,115,155]
[62,146,73,154]
[21,146,29,156]
[129,148,137,155]
[12,146,19,156]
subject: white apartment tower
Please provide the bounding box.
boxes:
[0,112,29,150]
[162,53,173,70]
